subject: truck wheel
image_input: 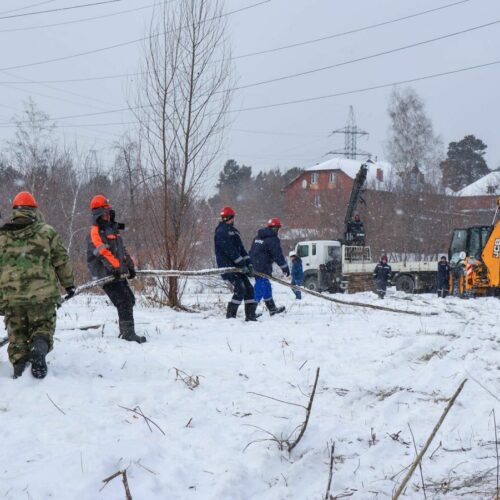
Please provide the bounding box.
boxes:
[303,275,319,291]
[395,275,415,294]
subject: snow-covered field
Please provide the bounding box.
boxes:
[1,283,499,499]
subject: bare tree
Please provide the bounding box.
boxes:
[386,87,443,191]
[133,0,232,307]
[8,98,59,194]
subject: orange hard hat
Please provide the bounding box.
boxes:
[267,217,282,228]
[90,195,111,210]
[12,191,38,208]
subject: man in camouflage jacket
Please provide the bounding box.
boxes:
[0,192,75,379]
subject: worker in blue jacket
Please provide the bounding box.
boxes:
[214,206,257,321]
[289,251,304,299]
[250,218,290,315]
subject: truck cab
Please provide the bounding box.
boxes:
[295,240,372,292]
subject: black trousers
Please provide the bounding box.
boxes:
[103,280,135,322]
[225,274,255,304]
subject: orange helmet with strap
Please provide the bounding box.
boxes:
[12,191,38,208]
[90,195,111,210]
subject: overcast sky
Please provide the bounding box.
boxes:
[0,0,498,190]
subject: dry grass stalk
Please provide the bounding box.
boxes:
[100,469,133,499]
[324,441,336,500]
[392,378,467,500]
[173,367,200,390]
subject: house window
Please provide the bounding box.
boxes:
[487,185,498,194]
[313,194,321,208]
[311,172,319,185]
[329,171,337,184]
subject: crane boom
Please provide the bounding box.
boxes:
[343,160,371,229]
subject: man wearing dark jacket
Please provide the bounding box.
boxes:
[373,255,391,299]
[250,218,290,315]
[87,195,146,343]
[437,255,451,298]
[346,213,366,245]
[214,206,257,321]
[289,251,304,300]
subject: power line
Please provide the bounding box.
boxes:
[0,1,56,15]
[0,0,270,72]
[0,0,124,21]
[233,0,472,61]
[232,18,500,91]
[231,59,500,113]
[0,72,142,84]
[0,14,493,89]
[0,1,160,34]
[0,0,470,84]
[0,57,497,126]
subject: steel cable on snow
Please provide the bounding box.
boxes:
[73,268,437,316]
[0,267,437,348]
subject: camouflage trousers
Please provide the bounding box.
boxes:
[4,304,56,364]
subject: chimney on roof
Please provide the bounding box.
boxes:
[376,168,384,182]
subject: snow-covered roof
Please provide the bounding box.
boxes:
[456,171,500,197]
[304,157,393,187]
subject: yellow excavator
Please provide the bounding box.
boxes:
[449,196,500,297]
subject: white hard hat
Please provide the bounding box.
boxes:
[289,251,297,257]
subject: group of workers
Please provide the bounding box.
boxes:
[0,192,144,380]
[214,206,303,322]
[0,192,454,379]
[372,254,452,299]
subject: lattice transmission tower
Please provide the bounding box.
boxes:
[326,105,370,159]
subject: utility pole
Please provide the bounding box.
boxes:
[327,105,370,159]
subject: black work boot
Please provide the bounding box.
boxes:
[244,302,258,322]
[265,299,286,316]
[30,337,49,379]
[13,360,27,379]
[226,302,239,319]
[119,321,147,344]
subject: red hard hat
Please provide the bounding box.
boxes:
[90,195,111,210]
[220,206,235,219]
[13,191,38,208]
[381,255,388,262]
[267,217,282,228]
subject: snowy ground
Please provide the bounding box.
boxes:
[1,282,499,499]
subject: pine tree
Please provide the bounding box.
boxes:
[440,135,489,191]
[216,159,252,198]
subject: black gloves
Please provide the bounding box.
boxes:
[129,268,137,279]
[242,264,254,277]
[65,286,76,300]
[283,266,290,277]
[112,269,122,280]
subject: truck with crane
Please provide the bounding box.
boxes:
[293,160,440,294]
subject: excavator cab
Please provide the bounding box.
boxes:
[449,225,494,297]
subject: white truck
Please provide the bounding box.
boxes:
[294,240,438,294]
